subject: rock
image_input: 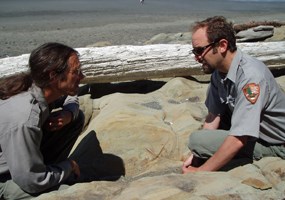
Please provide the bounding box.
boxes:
[236,25,274,42]
[266,26,285,42]
[87,41,113,47]
[75,77,208,176]
[35,76,285,199]
[78,94,93,129]
[144,32,192,44]
[241,178,272,190]
[36,161,285,200]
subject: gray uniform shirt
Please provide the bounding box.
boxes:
[0,84,79,193]
[206,48,285,144]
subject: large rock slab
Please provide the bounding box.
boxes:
[35,159,285,200]
[34,76,285,199]
[75,77,208,177]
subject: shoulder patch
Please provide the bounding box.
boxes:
[242,83,260,104]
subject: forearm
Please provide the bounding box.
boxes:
[5,125,74,193]
[203,113,220,130]
[18,160,74,194]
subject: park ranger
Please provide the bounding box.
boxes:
[0,43,85,199]
[182,16,285,173]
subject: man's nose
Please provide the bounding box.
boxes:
[195,55,203,63]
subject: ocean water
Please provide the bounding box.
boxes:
[1,0,285,16]
[1,0,285,26]
[1,0,284,29]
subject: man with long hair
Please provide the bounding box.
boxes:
[0,42,85,199]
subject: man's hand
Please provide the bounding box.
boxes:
[182,154,195,173]
[203,112,221,130]
[45,110,72,132]
[182,165,200,173]
[182,154,202,173]
[182,154,193,168]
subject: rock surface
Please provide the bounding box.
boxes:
[236,25,274,42]
[146,26,285,44]
[34,76,285,200]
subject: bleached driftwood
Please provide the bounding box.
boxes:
[0,42,285,83]
[233,21,285,33]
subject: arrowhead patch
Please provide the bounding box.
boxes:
[242,83,260,104]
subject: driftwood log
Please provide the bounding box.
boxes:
[233,21,285,33]
[0,42,285,84]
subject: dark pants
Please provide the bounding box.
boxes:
[41,110,85,164]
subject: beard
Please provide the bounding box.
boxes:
[201,63,215,74]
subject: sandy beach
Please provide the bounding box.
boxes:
[1,0,285,58]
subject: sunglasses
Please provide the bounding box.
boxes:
[191,41,218,56]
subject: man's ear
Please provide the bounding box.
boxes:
[219,39,228,53]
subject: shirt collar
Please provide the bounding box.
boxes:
[30,84,49,114]
[225,48,242,84]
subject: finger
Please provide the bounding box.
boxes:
[183,154,194,167]
[58,121,64,126]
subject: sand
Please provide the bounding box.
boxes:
[1,0,285,58]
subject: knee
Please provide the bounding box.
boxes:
[188,129,228,159]
[188,130,205,151]
[188,130,214,153]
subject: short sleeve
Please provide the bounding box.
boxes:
[229,78,268,138]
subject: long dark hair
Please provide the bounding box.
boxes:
[0,42,78,100]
